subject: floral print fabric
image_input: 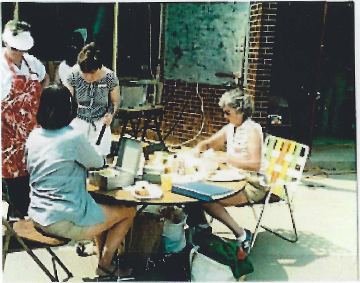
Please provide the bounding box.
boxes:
[1,55,42,178]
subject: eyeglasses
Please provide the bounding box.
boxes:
[222,110,231,116]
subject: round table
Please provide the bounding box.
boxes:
[87,180,247,206]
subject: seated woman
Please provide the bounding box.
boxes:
[25,84,136,277]
[193,88,266,257]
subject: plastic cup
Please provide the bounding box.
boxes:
[161,174,173,192]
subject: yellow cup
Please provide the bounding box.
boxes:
[161,174,173,192]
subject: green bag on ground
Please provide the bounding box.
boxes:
[193,233,254,278]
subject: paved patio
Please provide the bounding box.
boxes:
[2,147,358,282]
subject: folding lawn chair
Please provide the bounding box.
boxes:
[248,135,310,248]
[2,180,73,282]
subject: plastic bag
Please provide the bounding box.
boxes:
[192,233,254,279]
[160,207,187,253]
[190,246,236,282]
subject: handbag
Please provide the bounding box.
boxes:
[190,246,236,282]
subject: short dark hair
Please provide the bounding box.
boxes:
[64,32,84,66]
[36,84,77,130]
[78,42,103,73]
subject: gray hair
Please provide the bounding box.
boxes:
[218,88,254,119]
[4,20,31,36]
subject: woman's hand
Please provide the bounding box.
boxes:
[214,152,229,165]
[191,147,202,158]
[102,113,114,126]
[205,151,228,165]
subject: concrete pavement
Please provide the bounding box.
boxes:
[2,146,358,282]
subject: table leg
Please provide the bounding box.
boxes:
[141,119,150,141]
[136,204,148,216]
[153,116,166,148]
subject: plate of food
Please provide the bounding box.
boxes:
[205,169,245,182]
[131,184,163,199]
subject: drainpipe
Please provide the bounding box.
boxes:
[309,2,327,150]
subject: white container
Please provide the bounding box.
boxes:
[162,211,187,253]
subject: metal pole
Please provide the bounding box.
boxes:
[113,2,119,76]
[156,3,164,104]
[309,2,327,150]
[0,3,2,35]
[157,3,164,73]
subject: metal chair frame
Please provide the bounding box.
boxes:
[249,135,310,248]
[2,180,73,282]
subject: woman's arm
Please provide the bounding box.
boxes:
[41,73,50,89]
[63,80,75,96]
[54,65,61,85]
[76,134,105,169]
[227,126,262,172]
[110,85,120,113]
[102,85,120,126]
[196,126,227,152]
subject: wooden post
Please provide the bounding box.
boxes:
[14,3,19,20]
[112,2,119,76]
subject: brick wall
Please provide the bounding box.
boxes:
[160,2,277,145]
[245,2,277,129]
[160,81,231,146]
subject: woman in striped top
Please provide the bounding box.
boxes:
[64,42,120,157]
[193,88,266,258]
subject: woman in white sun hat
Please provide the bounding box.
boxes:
[1,19,50,216]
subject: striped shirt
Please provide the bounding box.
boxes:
[67,65,119,123]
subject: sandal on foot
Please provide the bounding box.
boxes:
[97,265,133,278]
[97,265,116,278]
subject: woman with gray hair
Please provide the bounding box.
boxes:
[193,88,266,258]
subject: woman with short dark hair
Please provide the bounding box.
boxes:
[35,84,78,129]
[64,42,120,157]
[26,85,135,277]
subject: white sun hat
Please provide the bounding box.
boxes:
[2,27,34,51]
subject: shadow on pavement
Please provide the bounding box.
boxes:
[245,229,350,281]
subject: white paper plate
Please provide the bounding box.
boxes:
[131,184,163,199]
[171,173,206,184]
[205,170,245,182]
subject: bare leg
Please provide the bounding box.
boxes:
[82,204,136,275]
[94,231,107,259]
[203,191,248,238]
[99,213,134,268]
